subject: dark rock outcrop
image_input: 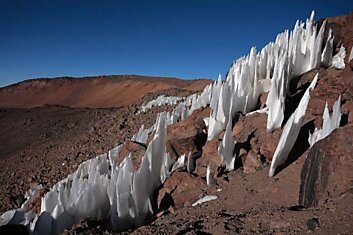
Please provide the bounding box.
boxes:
[299,123,353,208]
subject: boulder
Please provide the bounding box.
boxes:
[232,113,281,161]
[116,140,146,171]
[166,108,209,160]
[299,123,353,208]
[157,172,206,210]
[196,140,222,177]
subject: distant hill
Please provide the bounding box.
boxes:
[0,75,211,108]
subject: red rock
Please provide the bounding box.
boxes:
[116,140,146,171]
[196,140,222,177]
[157,172,206,210]
[243,150,262,174]
[232,121,244,138]
[232,113,281,161]
[259,92,268,109]
[166,108,210,160]
[299,123,353,208]
[299,67,353,129]
[341,100,353,124]
[325,12,353,66]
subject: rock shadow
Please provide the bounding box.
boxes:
[273,120,315,176]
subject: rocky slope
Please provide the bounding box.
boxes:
[1,12,353,235]
[0,78,209,215]
[69,12,353,234]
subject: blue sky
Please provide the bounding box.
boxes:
[0,0,352,87]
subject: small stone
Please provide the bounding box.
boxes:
[269,221,290,229]
[239,148,247,156]
[306,218,320,231]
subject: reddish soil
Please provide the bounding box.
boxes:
[0,77,210,214]
[1,12,353,235]
[0,75,211,108]
[128,154,353,235]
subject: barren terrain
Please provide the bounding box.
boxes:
[1,13,353,235]
[0,75,210,108]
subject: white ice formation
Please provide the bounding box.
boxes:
[265,11,326,132]
[1,82,217,233]
[138,92,211,117]
[170,153,186,172]
[269,74,318,177]
[206,165,215,186]
[207,12,345,175]
[308,95,341,147]
[137,85,212,127]
[206,11,329,139]
[349,45,353,62]
[1,11,348,234]
[108,113,173,231]
[139,95,184,113]
[186,152,196,173]
[0,184,44,228]
[1,112,174,234]
[218,110,236,171]
[332,45,346,69]
[191,195,218,207]
[320,27,348,69]
[41,154,111,232]
[131,124,150,144]
[321,28,334,67]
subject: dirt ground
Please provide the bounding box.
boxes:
[1,12,353,235]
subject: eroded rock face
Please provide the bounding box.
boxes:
[242,150,262,174]
[297,67,353,127]
[166,108,209,160]
[232,113,281,161]
[196,140,222,177]
[299,123,353,208]
[116,140,146,171]
[157,172,206,210]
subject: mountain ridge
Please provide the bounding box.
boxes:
[0,74,211,108]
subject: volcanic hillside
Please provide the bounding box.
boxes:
[0,11,353,235]
[0,75,210,108]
